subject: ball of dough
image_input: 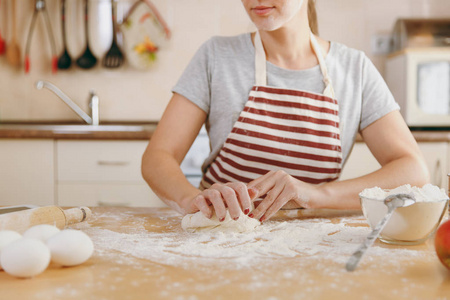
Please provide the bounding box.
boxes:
[0,238,51,278]
[0,230,22,270]
[46,229,94,267]
[182,211,261,233]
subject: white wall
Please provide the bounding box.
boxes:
[0,0,449,123]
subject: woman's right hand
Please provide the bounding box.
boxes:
[184,182,256,221]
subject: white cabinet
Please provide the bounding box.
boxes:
[340,143,380,181]
[340,142,448,190]
[420,142,447,189]
[0,139,165,207]
[1,137,446,207]
[0,139,54,206]
[56,141,165,207]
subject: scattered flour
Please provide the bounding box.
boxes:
[71,209,427,270]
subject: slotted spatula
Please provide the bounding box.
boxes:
[103,0,123,68]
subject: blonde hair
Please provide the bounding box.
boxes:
[308,0,318,35]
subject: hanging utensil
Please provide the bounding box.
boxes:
[102,0,123,68]
[24,0,58,73]
[6,0,21,67]
[120,0,171,70]
[345,193,416,271]
[76,0,97,69]
[57,0,71,69]
[0,0,6,55]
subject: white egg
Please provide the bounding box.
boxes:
[23,224,60,242]
[0,230,22,270]
[46,229,94,267]
[0,238,51,278]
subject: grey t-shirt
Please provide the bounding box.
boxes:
[172,33,399,173]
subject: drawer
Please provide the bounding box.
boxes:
[57,183,166,207]
[57,140,148,182]
[0,139,55,206]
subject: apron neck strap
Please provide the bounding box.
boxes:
[254,31,267,86]
[254,30,335,98]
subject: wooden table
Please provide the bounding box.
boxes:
[1,207,449,300]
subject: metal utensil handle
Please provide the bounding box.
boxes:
[346,205,396,271]
[111,0,117,42]
[61,0,67,45]
[83,0,90,43]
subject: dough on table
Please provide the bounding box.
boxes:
[182,210,261,233]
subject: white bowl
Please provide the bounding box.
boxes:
[360,187,449,245]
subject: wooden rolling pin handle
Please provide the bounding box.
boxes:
[64,207,92,226]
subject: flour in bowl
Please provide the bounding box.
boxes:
[360,184,449,243]
[359,183,448,202]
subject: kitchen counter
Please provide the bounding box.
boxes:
[0,122,157,140]
[0,207,448,300]
[0,122,449,142]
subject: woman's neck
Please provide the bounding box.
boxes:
[255,18,328,70]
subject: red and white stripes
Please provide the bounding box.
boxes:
[200,85,342,189]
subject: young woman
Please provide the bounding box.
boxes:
[141,0,429,223]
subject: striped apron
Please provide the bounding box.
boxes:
[200,31,342,189]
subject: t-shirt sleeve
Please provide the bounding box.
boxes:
[171,39,214,114]
[359,54,400,131]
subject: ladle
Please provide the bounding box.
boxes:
[57,0,71,69]
[346,193,416,271]
[76,0,97,69]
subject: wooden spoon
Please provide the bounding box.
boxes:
[6,0,20,67]
[0,0,6,55]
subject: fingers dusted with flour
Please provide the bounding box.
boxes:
[248,170,322,222]
[225,182,253,216]
[192,194,213,219]
[188,181,254,221]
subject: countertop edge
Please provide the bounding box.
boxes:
[0,125,448,142]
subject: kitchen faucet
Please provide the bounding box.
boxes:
[35,80,99,125]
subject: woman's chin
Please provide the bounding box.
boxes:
[252,18,284,32]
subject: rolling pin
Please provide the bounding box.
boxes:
[0,206,91,234]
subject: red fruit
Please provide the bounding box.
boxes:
[435,218,450,270]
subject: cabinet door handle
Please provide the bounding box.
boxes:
[433,159,442,187]
[98,201,131,207]
[97,160,130,166]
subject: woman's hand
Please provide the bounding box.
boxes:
[247,170,323,222]
[184,182,255,222]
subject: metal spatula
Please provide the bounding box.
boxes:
[346,193,416,271]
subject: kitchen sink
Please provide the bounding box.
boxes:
[0,124,155,133]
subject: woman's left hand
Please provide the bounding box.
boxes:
[247,170,322,222]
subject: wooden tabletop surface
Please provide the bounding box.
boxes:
[0,207,449,300]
